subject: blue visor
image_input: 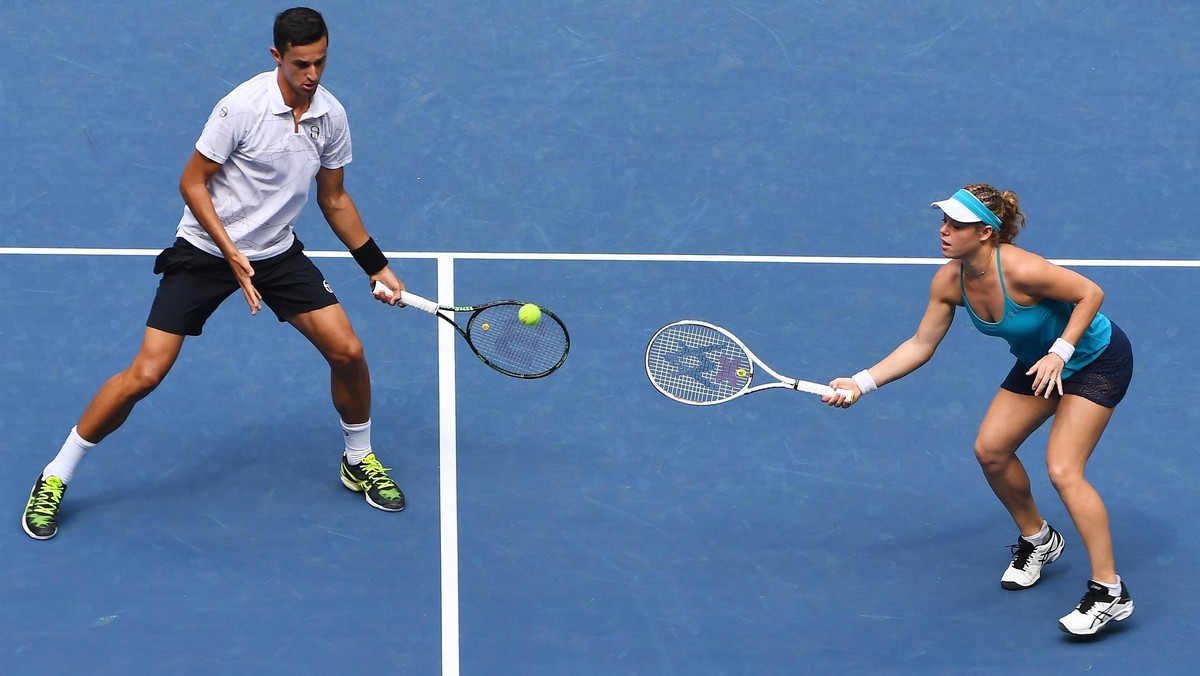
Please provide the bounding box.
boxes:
[947,189,1002,229]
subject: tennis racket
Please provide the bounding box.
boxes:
[645,320,854,405]
[374,282,569,379]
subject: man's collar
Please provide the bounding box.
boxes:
[268,67,331,119]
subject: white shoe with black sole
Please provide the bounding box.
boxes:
[1000,525,1065,590]
[1059,580,1134,636]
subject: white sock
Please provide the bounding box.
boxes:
[1022,521,1050,545]
[42,426,96,484]
[1096,575,1122,596]
[341,418,372,465]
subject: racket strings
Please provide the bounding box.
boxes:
[467,305,568,376]
[646,323,751,404]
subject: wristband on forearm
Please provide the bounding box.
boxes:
[1048,338,1075,364]
[852,369,878,396]
[350,237,388,275]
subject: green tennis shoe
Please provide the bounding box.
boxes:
[23,475,66,540]
[340,453,405,512]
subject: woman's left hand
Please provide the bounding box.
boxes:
[1026,354,1066,399]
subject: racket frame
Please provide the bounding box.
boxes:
[645,320,852,405]
[378,283,569,379]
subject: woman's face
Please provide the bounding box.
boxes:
[939,214,987,258]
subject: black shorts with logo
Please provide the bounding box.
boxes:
[1000,322,1133,409]
[146,237,338,336]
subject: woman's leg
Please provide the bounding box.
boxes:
[1044,394,1117,583]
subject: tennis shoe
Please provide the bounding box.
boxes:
[1000,525,1064,590]
[23,474,66,540]
[340,452,405,512]
[1059,580,1134,636]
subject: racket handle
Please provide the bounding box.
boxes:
[399,291,439,314]
[373,281,439,314]
[795,381,857,403]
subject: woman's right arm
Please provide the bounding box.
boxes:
[825,265,959,405]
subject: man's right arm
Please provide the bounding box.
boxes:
[179,150,262,314]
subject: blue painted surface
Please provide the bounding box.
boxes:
[2,2,1198,674]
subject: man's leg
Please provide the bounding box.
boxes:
[24,328,186,539]
[290,304,404,512]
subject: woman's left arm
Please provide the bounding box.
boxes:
[1007,248,1105,396]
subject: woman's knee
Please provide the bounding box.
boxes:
[1046,458,1086,492]
[973,436,1016,473]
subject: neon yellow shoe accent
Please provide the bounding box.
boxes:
[23,475,66,540]
[340,453,405,512]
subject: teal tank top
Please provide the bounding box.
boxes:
[960,248,1111,379]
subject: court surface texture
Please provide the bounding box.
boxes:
[2,2,1198,674]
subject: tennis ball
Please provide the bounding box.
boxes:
[518,303,541,326]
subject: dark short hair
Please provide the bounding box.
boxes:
[273,7,328,55]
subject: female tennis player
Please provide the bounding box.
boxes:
[825,183,1134,637]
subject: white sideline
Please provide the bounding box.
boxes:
[4,246,1200,267]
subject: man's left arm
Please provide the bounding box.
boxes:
[316,166,403,301]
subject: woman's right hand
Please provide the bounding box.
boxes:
[823,377,860,408]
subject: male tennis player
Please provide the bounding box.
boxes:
[23,7,407,540]
[825,184,1134,636]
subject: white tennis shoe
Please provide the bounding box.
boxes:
[1059,580,1134,636]
[1000,525,1065,590]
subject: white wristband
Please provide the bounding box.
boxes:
[1048,338,1075,364]
[852,369,878,396]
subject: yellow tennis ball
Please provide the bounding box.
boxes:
[481,323,490,331]
[736,368,748,378]
[518,303,541,326]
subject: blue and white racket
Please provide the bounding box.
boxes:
[645,320,854,405]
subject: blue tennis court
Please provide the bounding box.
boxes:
[3,2,1198,673]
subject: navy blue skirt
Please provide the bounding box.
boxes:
[1000,322,1133,409]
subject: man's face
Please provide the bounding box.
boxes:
[271,36,328,104]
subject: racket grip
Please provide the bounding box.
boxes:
[835,387,857,403]
[400,291,440,314]
[373,281,439,314]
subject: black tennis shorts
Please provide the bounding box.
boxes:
[1000,322,1133,409]
[146,237,338,336]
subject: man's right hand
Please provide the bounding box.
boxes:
[228,252,262,315]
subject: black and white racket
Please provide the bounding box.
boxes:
[645,320,854,405]
[375,282,569,379]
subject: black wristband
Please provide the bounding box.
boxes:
[350,237,388,275]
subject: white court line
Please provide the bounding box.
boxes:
[434,256,461,676]
[3,246,1200,267]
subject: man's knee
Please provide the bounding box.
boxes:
[123,362,168,399]
[324,335,365,369]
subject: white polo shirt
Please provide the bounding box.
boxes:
[177,69,353,260]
